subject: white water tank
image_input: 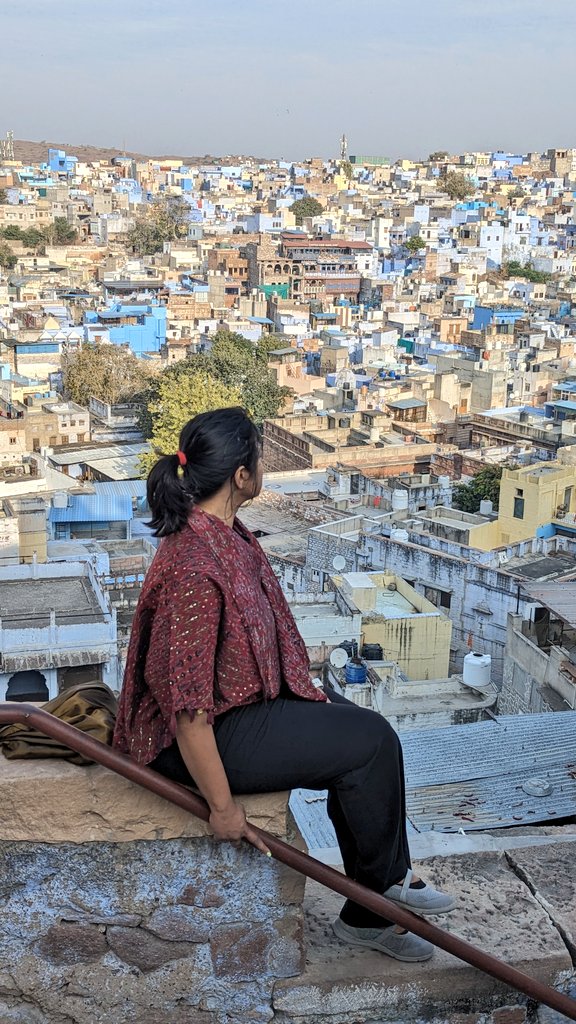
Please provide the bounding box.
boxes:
[391,488,409,512]
[52,492,68,509]
[463,652,492,689]
[391,528,409,543]
[438,475,450,488]
[479,499,493,516]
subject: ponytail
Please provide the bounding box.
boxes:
[146,454,193,537]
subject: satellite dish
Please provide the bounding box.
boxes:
[332,555,346,571]
[329,647,348,668]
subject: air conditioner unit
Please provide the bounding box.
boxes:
[498,551,509,565]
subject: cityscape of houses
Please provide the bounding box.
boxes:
[1,136,576,815]
[2,130,576,1020]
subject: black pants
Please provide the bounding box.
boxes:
[152,687,411,927]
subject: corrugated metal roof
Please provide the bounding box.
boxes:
[290,714,576,847]
[49,494,133,523]
[47,443,149,467]
[92,481,147,498]
[402,713,576,832]
[521,581,576,629]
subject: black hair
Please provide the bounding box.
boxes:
[146,407,262,537]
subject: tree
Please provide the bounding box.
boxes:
[405,236,426,254]
[440,171,475,201]
[207,330,292,421]
[290,197,323,224]
[127,195,191,255]
[140,369,242,476]
[21,227,46,252]
[0,188,6,204]
[429,151,449,162]
[503,260,550,284]
[452,466,503,513]
[2,225,23,240]
[44,217,77,245]
[0,242,17,270]
[139,330,293,447]
[62,343,156,407]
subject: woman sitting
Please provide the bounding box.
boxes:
[114,407,455,962]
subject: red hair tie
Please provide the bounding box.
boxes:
[176,450,187,467]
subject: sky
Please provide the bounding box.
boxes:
[2,0,576,161]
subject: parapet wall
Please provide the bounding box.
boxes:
[0,756,305,1024]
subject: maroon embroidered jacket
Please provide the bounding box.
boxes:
[113,507,326,764]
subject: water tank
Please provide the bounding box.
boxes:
[52,492,68,509]
[463,652,492,689]
[345,658,368,685]
[361,642,383,661]
[391,528,409,543]
[391,488,409,512]
[338,640,358,659]
[479,499,493,516]
[438,475,450,488]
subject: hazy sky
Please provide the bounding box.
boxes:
[2,0,575,160]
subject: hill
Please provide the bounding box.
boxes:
[13,140,270,166]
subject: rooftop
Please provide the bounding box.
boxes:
[0,577,104,628]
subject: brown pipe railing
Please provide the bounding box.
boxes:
[1,703,575,1022]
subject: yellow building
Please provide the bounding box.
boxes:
[332,571,452,680]
[469,461,576,551]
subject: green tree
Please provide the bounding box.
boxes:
[44,217,77,245]
[429,151,449,162]
[2,225,23,240]
[140,369,242,476]
[21,227,46,250]
[62,343,156,407]
[290,196,323,224]
[440,171,475,201]
[139,330,292,443]
[503,260,550,284]
[208,330,292,420]
[127,195,190,255]
[452,466,503,513]
[0,188,7,204]
[405,236,426,253]
[0,242,17,270]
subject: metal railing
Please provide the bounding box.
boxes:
[0,702,575,1022]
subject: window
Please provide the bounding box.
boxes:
[49,436,57,445]
[32,438,40,450]
[424,585,452,610]
[513,496,525,519]
[9,437,17,445]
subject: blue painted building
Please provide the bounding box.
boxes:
[84,304,167,356]
[48,494,133,541]
[47,149,78,176]
[472,305,525,331]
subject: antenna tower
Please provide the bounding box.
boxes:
[0,131,15,161]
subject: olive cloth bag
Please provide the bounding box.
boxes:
[0,681,118,766]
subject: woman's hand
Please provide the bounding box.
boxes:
[209,799,271,856]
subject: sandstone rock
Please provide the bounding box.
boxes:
[146,906,211,942]
[37,923,107,966]
[0,755,292,843]
[178,882,225,908]
[210,915,303,983]
[106,926,200,973]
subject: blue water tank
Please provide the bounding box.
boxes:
[345,659,367,685]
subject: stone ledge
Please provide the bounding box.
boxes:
[273,848,576,1024]
[0,752,292,843]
